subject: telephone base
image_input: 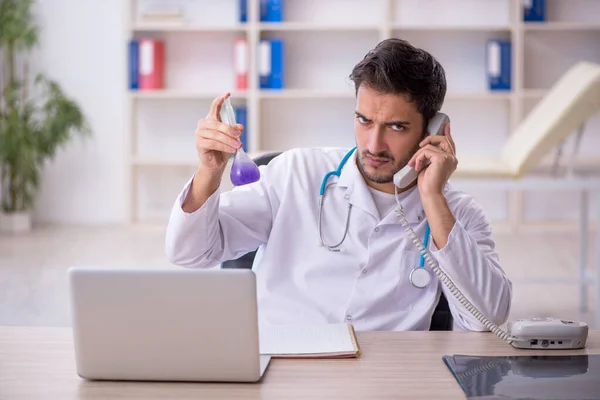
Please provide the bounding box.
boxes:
[510,337,587,350]
[507,317,588,350]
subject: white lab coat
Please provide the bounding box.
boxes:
[165,147,512,332]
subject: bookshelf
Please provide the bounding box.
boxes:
[125,0,600,229]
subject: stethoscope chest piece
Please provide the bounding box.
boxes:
[409,267,431,289]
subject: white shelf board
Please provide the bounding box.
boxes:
[535,155,600,172]
[445,92,513,101]
[130,90,248,100]
[132,152,274,168]
[132,157,198,168]
[392,24,511,32]
[131,23,248,32]
[250,90,513,101]
[132,152,600,171]
[258,89,355,99]
[259,22,379,32]
[521,89,548,99]
[523,22,600,31]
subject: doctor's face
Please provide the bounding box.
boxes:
[354,85,425,189]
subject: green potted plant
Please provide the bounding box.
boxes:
[0,0,90,234]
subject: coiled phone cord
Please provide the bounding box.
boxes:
[454,359,508,380]
[394,186,526,344]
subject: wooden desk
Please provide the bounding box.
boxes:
[2,327,599,399]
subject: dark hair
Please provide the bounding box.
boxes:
[349,38,447,128]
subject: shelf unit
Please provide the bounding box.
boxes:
[125,0,600,228]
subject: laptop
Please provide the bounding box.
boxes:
[68,267,271,382]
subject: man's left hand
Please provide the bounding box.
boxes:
[407,122,457,197]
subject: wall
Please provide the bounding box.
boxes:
[31,0,126,225]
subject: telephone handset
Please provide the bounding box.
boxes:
[393,112,450,189]
[391,112,589,350]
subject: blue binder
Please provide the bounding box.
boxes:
[269,38,285,89]
[486,40,511,91]
[258,40,271,89]
[128,40,139,90]
[523,0,545,22]
[239,0,247,22]
[235,106,248,151]
[258,39,285,89]
[266,0,283,22]
[260,0,283,22]
[260,0,268,21]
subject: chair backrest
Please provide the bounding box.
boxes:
[252,152,283,167]
[221,151,453,331]
[429,292,453,331]
[501,61,600,177]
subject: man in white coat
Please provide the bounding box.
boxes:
[165,38,513,332]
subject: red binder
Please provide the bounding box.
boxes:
[234,38,248,90]
[139,39,165,90]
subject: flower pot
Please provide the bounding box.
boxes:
[0,211,32,234]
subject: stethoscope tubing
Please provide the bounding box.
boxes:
[317,147,431,272]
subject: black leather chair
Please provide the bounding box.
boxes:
[221,152,453,331]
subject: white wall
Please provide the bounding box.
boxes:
[31,0,126,225]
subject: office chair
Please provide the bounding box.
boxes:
[221,152,453,331]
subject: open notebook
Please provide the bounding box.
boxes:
[259,324,360,358]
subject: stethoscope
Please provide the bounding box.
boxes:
[317,147,432,289]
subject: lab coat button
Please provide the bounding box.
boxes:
[374,227,380,232]
[362,269,367,274]
[346,315,352,321]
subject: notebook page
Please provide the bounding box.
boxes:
[259,324,355,355]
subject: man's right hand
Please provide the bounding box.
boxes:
[196,92,244,173]
[182,92,243,213]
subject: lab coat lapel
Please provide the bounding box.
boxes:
[379,187,425,226]
[336,150,379,221]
